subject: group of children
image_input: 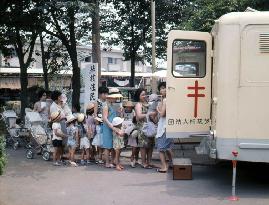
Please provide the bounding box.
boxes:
[49,87,137,170]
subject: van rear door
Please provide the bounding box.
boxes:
[166,30,212,138]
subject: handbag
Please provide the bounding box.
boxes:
[142,114,157,137]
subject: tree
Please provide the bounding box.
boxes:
[39,0,92,107]
[37,35,70,90]
[103,1,152,87]
[0,0,39,120]
[92,0,102,84]
[180,0,269,32]
[102,0,188,87]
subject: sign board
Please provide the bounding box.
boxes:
[81,63,98,113]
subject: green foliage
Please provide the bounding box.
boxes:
[181,0,269,32]
[0,135,7,175]
[102,0,188,63]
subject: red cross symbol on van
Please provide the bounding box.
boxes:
[187,80,205,118]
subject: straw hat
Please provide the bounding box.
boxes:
[86,102,95,110]
[108,88,123,98]
[50,111,61,122]
[123,101,134,107]
[112,117,124,126]
[77,113,85,123]
[66,114,76,124]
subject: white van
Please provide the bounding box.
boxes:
[166,12,269,163]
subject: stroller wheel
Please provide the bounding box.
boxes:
[26,149,34,159]
[42,151,50,161]
[13,142,19,150]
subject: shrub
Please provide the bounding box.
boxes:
[0,135,7,175]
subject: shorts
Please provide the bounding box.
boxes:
[67,139,76,149]
[80,137,90,149]
[52,139,63,148]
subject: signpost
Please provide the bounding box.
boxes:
[81,63,98,113]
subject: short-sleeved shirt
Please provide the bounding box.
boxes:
[52,122,62,141]
[86,115,96,138]
[50,102,72,119]
[34,101,49,121]
[77,123,88,138]
[66,125,77,141]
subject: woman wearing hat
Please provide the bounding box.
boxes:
[102,88,123,168]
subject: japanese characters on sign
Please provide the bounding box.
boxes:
[167,118,211,126]
[81,63,98,112]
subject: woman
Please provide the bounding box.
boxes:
[33,89,49,127]
[102,88,123,168]
[134,88,156,169]
[156,82,173,173]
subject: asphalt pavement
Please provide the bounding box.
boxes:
[0,148,269,205]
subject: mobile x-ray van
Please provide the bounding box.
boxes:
[166,11,269,163]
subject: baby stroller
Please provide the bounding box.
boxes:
[0,109,30,150]
[24,111,53,161]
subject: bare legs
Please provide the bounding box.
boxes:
[115,149,124,170]
[104,149,115,168]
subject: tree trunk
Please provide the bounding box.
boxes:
[19,65,28,122]
[40,33,49,90]
[130,53,135,87]
[69,49,80,109]
[92,0,101,86]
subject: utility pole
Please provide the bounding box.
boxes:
[151,0,157,93]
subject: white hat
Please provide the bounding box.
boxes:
[112,117,124,126]
[108,88,123,98]
[77,113,85,123]
[51,111,61,122]
[66,114,76,124]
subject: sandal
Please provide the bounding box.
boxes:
[141,164,153,169]
[130,161,136,168]
[116,166,123,171]
[156,168,167,173]
[119,164,124,169]
[105,164,115,168]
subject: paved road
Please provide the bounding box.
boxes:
[0,148,269,205]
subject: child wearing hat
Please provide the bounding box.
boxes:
[51,111,66,166]
[112,117,125,171]
[66,114,79,166]
[123,101,139,168]
[77,113,91,165]
[92,115,104,164]
[86,102,96,162]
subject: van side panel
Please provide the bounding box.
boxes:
[215,25,240,160]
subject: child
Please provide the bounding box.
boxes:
[145,94,159,167]
[92,114,103,164]
[86,103,96,162]
[66,114,79,166]
[112,117,125,171]
[51,111,66,166]
[77,113,91,165]
[123,101,139,168]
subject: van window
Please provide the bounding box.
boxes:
[172,40,206,78]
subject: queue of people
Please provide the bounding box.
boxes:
[34,82,173,173]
